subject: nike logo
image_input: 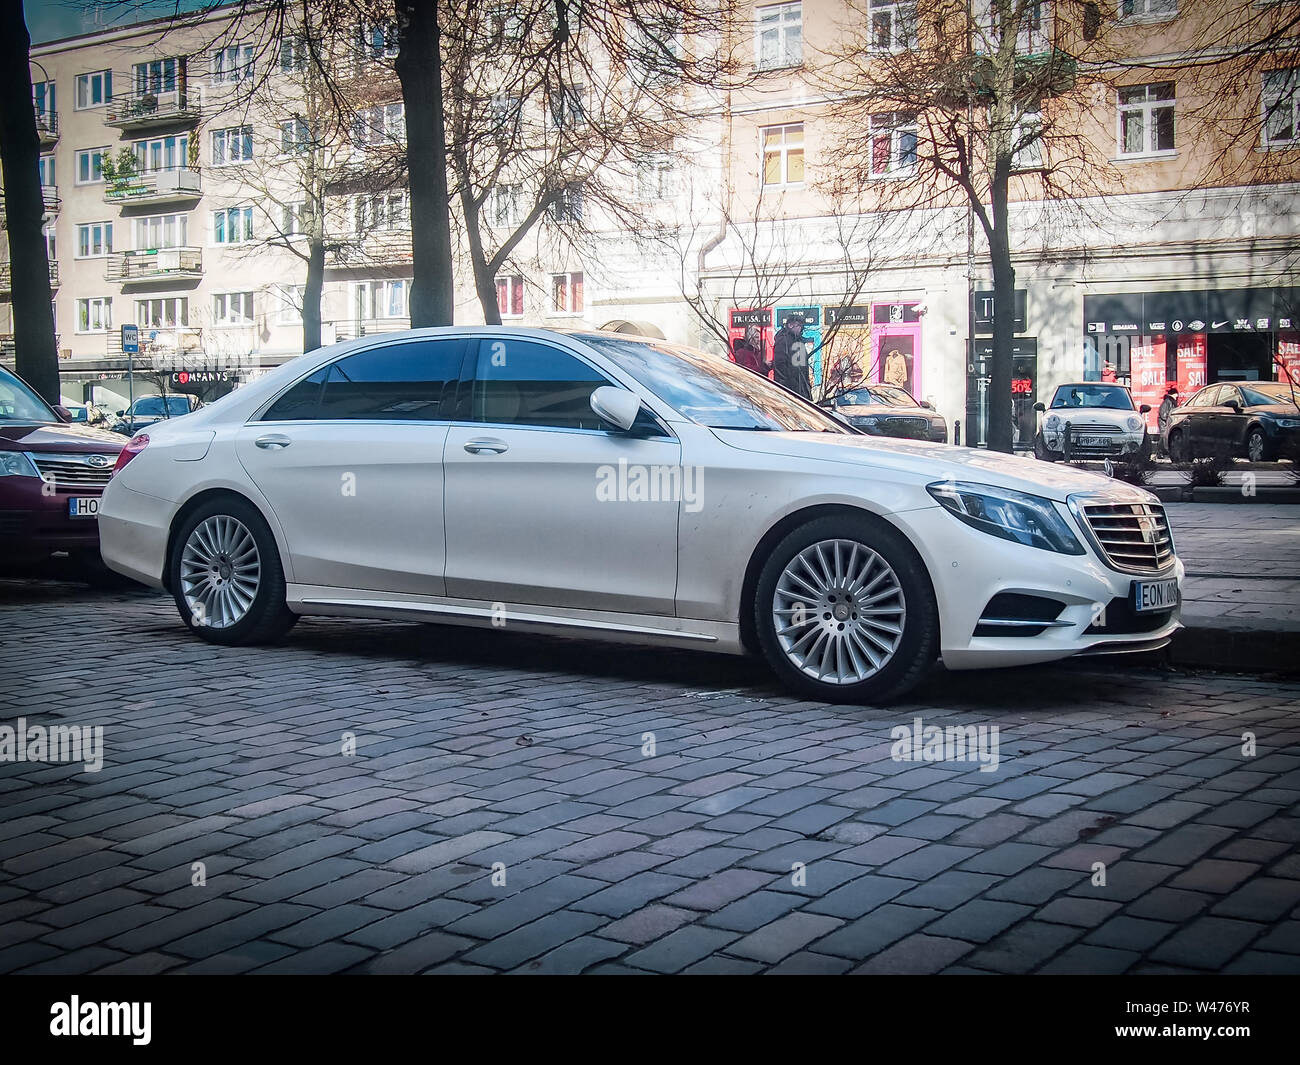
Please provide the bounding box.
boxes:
[1212,321,1229,329]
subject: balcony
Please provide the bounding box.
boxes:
[35,108,58,146]
[103,167,202,208]
[0,260,60,296]
[105,247,202,284]
[0,186,58,229]
[104,89,200,131]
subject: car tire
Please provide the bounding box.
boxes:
[1167,430,1188,463]
[1033,434,1062,462]
[169,496,297,646]
[753,513,938,705]
[1246,427,1271,463]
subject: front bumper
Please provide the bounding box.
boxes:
[892,502,1183,670]
[1042,430,1144,457]
[0,478,104,561]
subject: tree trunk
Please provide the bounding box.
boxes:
[458,187,501,325]
[0,0,58,402]
[395,0,454,327]
[303,237,324,352]
[986,155,1015,455]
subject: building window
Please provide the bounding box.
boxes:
[488,5,526,42]
[355,191,409,233]
[756,2,802,70]
[77,298,112,333]
[1012,110,1044,170]
[353,103,405,148]
[133,135,188,173]
[136,297,189,328]
[548,85,586,129]
[280,117,312,154]
[548,183,585,222]
[279,35,307,72]
[211,125,254,165]
[273,285,305,324]
[213,206,254,244]
[133,58,179,97]
[282,201,310,235]
[211,44,255,85]
[1120,0,1177,20]
[496,275,525,317]
[1263,69,1300,147]
[637,152,674,199]
[551,271,584,314]
[75,70,112,109]
[1118,83,1175,156]
[871,113,918,176]
[762,123,805,185]
[76,222,114,258]
[869,0,916,52]
[37,154,55,188]
[213,291,255,326]
[134,214,188,250]
[491,184,521,227]
[356,279,408,319]
[34,80,56,120]
[357,20,399,62]
[75,148,109,184]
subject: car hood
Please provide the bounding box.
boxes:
[714,429,1140,503]
[0,421,124,454]
[838,404,942,420]
[1043,407,1138,425]
[1251,403,1300,416]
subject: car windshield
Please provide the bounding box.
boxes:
[0,367,58,423]
[1050,385,1134,411]
[66,406,89,422]
[1240,383,1298,407]
[577,335,849,432]
[132,396,191,416]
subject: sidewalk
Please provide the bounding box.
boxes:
[1163,503,1300,674]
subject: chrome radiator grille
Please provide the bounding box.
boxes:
[30,454,115,489]
[1080,501,1175,573]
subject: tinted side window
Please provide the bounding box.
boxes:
[1187,386,1218,408]
[472,339,610,429]
[1219,387,1242,406]
[265,339,465,421]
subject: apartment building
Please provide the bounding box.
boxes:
[3,0,1298,448]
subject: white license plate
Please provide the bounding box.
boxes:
[68,496,100,519]
[1079,436,1110,448]
[1132,578,1178,613]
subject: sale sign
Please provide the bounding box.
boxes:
[1277,332,1300,387]
[728,307,773,377]
[1130,336,1166,431]
[1176,333,1208,396]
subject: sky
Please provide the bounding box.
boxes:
[26,1,214,45]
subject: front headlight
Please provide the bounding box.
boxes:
[1044,414,1061,430]
[1277,418,1300,428]
[0,450,40,478]
[927,480,1085,554]
[1126,416,1143,432]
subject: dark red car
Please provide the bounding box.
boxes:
[0,364,124,580]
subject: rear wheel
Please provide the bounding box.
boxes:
[170,496,297,646]
[754,514,938,704]
[1167,430,1189,463]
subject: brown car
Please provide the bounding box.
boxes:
[0,364,124,580]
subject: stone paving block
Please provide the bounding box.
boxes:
[625,925,740,973]
[1147,916,1266,970]
[726,912,843,964]
[852,934,974,975]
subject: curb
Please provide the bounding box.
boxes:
[1152,486,1300,503]
[1168,622,1300,675]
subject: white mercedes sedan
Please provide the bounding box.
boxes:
[99,328,1183,704]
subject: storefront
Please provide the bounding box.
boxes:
[727,307,774,373]
[966,289,1033,450]
[774,304,823,386]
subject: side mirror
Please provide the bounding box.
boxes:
[590,385,641,432]
[919,400,935,410]
[116,410,125,417]
[53,405,72,422]
[1139,403,1152,414]
[1033,402,1045,413]
[1225,399,1241,413]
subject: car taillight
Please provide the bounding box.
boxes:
[112,433,149,476]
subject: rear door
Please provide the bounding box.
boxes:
[442,335,681,615]
[235,336,464,595]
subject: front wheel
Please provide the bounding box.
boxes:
[169,496,297,646]
[1033,434,1062,462]
[1167,430,1189,464]
[754,514,938,704]
[1246,428,1271,463]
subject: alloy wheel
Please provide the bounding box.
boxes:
[772,538,907,684]
[180,515,262,629]
[1247,431,1265,463]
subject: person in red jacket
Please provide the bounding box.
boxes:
[732,324,764,374]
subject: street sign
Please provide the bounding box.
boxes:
[120,324,140,353]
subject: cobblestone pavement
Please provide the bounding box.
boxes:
[1,580,1298,975]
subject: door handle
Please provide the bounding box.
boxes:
[255,434,292,450]
[464,438,508,455]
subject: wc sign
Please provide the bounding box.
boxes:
[120,324,140,353]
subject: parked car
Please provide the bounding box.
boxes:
[100,329,1183,704]
[62,402,110,426]
[1163,381,1300,462]
[1033,382,1152,462]
[110,393,200,435]
[0,364,124,579]
[832,384,948,442]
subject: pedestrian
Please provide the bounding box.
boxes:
[771,313,812,399]
[1157,383,1179,456]
[1101,360,1118,383]
[731,324,764,374]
